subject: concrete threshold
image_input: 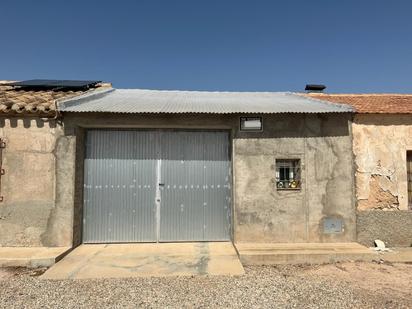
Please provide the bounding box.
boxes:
[41,242,245,280]
[236,242,377,265]
[0,247,71,268]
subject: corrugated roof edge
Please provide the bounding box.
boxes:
[293,92,355,112]
[57,87,115,109]
[58,88,354,114]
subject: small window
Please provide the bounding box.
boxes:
[240,116,262,131]
[276,159,301,190]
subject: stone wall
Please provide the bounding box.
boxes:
[0,117,72,247]
[357,210,412,247]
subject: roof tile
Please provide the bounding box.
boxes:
[0,82,111,116]
[304,93,412,114]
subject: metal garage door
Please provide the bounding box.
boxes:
[82,130,231,243]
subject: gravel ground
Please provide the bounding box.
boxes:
[0,262,411,308]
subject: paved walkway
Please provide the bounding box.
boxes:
[0,247,70,268]
[236,242,376,264]
[41,242,244,279]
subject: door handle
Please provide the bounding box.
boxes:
[158,183,165,186]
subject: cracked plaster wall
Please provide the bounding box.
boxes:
[353,114,412,211]
[354,114,412,247]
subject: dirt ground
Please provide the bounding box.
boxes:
[313,262,410,297]
[292,261,412,305]
[0,261,411,308]
[0,267,47,279]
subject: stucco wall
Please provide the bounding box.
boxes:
[0,117,74,247]
[234,114,355,243]
[353,114,412,246]
[64,113,355,245]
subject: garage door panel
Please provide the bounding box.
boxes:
[83,130,231,243]
[203,132,232,240]
[203,158,231,240]
[160,160,206,241]
[159,131,231,241]
[83,130,157,243]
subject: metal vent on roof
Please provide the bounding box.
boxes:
[305,84,326,92]
[7,79,101,90]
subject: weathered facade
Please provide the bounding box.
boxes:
[354,114,411,211]
[354,114,412,246]
[232,113,355,243]
[1,84,356,248]
[62,112,355,246]
[0,81,108,247]
[307,94,412,247]
[0,118,65,246]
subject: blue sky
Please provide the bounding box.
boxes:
[1,1,412,92]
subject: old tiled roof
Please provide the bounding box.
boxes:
[0,81,111,116]
[304,93,412,114]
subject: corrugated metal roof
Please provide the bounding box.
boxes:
[58,88,354,114]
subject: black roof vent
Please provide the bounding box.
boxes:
[305,84,326,92]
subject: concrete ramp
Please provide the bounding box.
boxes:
[0,247,70,268]
[41,242,244,279]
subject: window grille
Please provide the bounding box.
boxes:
[276,159,301,190]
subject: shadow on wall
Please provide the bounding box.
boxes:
[63,112,351,139]
[0,117,57,129]
[84,130,231,161]
[81,113,351,161]
[355,114,412,126]
[235,113,351,139]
